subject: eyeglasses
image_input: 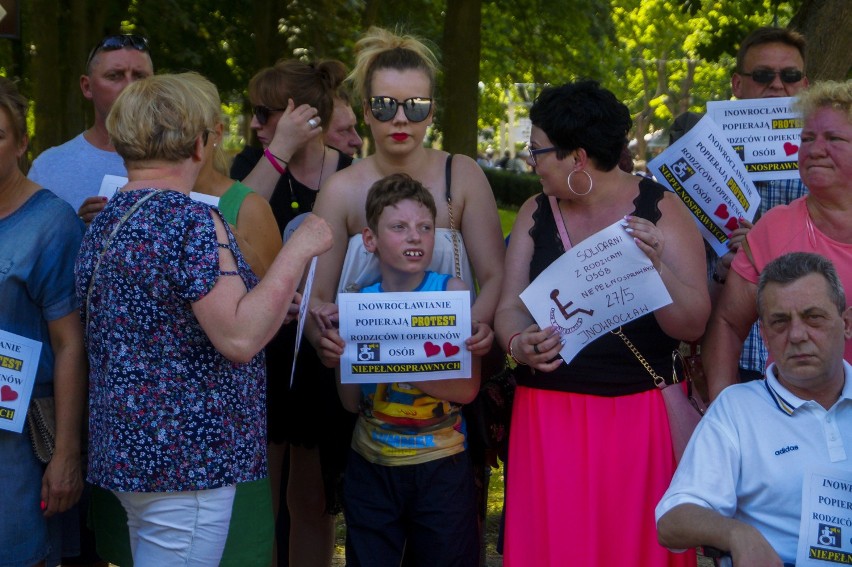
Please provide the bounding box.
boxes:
[253,105,285,126]
[86,34,149,70]
[369,96,432,123]
[741,68,804,85]
[528,145,557,167]
[202,129,211,146]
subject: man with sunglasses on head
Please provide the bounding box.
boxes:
[29,34,153,224]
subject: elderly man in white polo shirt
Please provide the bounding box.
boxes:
[656,251,852,566]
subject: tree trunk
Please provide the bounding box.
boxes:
[440,0,481,158]
[790,0,852,81]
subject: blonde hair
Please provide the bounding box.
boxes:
[107,73,209,164]
[349,26,439,103]
[795,80,852,123]
[248,59,347,129]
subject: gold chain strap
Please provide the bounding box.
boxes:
[447,196,461,279]
[610,326,673,389]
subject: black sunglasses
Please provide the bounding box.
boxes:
[253,105,285,126]
[742,68,804,85]
[369,96,432,123]
[86,35,149,70]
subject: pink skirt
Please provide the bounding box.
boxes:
[504,386,696,567]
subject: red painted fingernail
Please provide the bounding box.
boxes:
[40,500,47,510]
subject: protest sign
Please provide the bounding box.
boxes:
[796,466,852,566]
[648,114,760,257]
[0,330,43,433]
[519,220,672,365]
[338,290,472,384]
[706,96,802,182]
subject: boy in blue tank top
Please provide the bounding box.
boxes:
[317,173,484,566]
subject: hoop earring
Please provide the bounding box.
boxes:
[567,169,593,196]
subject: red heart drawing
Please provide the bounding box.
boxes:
[714,203,730,220]
[783,142,799,156]
[1,385,19,402]
[442,342,460,357]
[725,217,740,232]
[424,342,441,357]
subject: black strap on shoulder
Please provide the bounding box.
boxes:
[445,154,453,202]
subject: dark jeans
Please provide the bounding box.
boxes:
[343,450,478,567]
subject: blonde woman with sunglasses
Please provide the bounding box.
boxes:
[307,26,504,566]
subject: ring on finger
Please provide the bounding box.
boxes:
[308,117,319,128]
[533,343,541,355]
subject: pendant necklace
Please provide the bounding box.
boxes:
[288,147,327,212]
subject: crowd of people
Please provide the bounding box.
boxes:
[1,22,850,567]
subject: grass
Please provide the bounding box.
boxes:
[497,207,518,238]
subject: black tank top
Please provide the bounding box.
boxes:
[515,178,680,396]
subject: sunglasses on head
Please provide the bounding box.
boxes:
[86,34,149,69]
[253,105,285,126]
[369,96,432,123]
[742,68,804,85]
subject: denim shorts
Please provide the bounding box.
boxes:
[0,428,60,567]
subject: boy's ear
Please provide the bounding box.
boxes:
[362,227,378,254]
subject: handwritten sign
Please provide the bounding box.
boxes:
[338,291,472,384]
[519,220,672,365]
[706,97,802,182]
[796,466,852,566]
[649,115,760,257]
[0,329,43,433]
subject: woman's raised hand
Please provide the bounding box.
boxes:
[266,99,324,161]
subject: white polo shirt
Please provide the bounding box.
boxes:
[655,362,852,565]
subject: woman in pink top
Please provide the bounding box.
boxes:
[704,80,852,400]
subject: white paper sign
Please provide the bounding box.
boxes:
[796,466,852,566]
[290,256,317,388]
[98,175,220,208]
[338,291,472,384]
[0,330,44,433]
[706,97,802,182]
[98,174,128,199]
[649,114,761,257]
[519,220,672,365]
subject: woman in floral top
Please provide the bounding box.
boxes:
[75,72,332,565]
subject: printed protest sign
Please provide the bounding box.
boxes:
[0,330,43,433]
[796,466,852,566]
[706,96,802,182]
[338,291,472,384]
[648,114,760,257]
[519,220,672,365]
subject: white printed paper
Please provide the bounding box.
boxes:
[649,114,760,257]
[706,96,802,182]
[796,466,852,566]
[519,220,672,365]
[338,291,472,384]
[0,330,44,433]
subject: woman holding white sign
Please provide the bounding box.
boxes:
[494,80,710,566]
[704,80,852,400]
